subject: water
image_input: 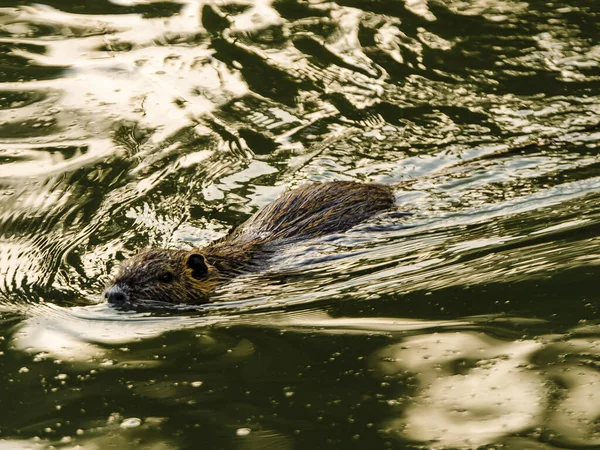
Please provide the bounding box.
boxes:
[0,0,599,448]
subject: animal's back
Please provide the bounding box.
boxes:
[225,181,395,245]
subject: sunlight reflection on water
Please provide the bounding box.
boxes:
[0,0,599,447]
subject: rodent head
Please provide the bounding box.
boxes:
[104,248,220,309]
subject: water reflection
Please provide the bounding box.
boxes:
[372,324,600,448]
[0,0,599,447]
[374,331,548,447]
[12,303,600,448]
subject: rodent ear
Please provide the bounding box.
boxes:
[186,253,209,279]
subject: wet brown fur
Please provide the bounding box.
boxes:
[105,181,395,307]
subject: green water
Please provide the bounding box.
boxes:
[0,0,599,448]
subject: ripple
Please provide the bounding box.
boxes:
[0,0,599,447]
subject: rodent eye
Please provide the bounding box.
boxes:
[159,272,173,283]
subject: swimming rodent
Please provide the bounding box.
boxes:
[104,181,396,308]
[103,121,600,308]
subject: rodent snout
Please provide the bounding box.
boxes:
[104,285,129,305]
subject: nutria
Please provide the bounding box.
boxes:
[104,181,396,308]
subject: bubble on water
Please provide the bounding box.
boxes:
[120,418,142,428]
[236,428,251,436]
[191,381,203,387]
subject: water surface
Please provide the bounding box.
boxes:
[0,0,599,448]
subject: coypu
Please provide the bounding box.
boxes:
[104,181,396,308]
[103,121,600,308]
